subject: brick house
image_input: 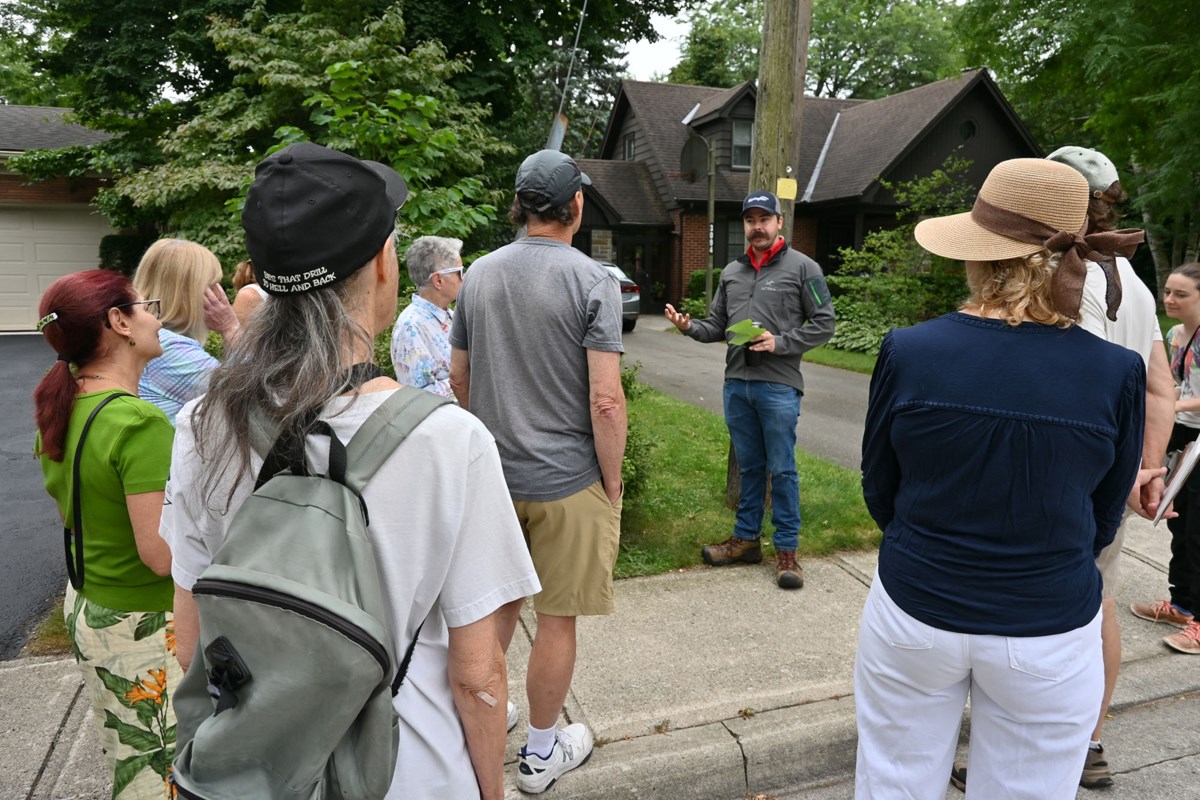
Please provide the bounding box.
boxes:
[0,105,113,331]
[572,68,1041,308]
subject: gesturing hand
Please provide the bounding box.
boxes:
[663,303,691,332]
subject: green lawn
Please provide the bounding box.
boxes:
[804,345,877,375]
[24,596,70,657]
[617,386,878,578]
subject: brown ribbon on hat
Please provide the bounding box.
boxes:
[970,196,1144,321]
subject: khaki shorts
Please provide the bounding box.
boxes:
[1095,513,1128,600]
[512,480,622,617]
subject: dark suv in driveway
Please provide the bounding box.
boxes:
[594,261,640,332]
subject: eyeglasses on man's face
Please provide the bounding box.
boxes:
[433,266,464,279]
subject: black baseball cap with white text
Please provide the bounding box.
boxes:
[243,142,408,296]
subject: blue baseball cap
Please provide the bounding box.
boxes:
[742,190,781,216]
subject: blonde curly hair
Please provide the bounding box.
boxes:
[963,249,1075,328]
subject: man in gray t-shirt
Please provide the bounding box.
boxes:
[449,149,626,794]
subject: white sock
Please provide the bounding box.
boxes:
[525,723,557,759]
[1089,740,1102,750]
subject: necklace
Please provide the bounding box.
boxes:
[76,375,138,395]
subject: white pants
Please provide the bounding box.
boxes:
[854,575,1102,800]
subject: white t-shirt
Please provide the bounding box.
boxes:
[1077,256,1162,369]
[162,390,540,799]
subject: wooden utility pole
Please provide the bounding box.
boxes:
[726,0,813,510]
[751,0,812,224]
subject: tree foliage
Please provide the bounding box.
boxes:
[826,157,974,354]
[959,0,1200,287]
[399,0,684,120]
[667,0,763,88]
[12,3,506,266]
[8,0,686,259]
[0,15,76,105]
[118,5,506,264]
[808,0,963,99]
[666,0,964,98]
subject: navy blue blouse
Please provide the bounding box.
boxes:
[862,313,1145,637]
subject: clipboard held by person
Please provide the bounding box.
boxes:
[1155,441,1200,525]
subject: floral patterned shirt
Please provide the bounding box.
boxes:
[390,294,454,399]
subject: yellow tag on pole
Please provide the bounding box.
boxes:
[776,178,798,200]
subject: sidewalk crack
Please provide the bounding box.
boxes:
[26,678,84,800]
[831,555,873,587]
[721,720,750,790]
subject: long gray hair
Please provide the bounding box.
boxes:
[192,275,373,511]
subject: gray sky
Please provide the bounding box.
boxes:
[622,13,687,80]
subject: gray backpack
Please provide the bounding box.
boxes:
[172,387,448,800]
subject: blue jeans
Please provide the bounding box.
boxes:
[723,379,802,551]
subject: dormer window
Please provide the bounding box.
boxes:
[624,133,636,161]
[732,121,752,169]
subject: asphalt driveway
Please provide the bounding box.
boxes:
[1,335,67,659]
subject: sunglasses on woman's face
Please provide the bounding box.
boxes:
[108,299,162,323]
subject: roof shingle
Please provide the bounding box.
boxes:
[607,70,995,210]
[0,105,111,152]
[576,158,670,225]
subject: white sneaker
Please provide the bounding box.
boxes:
[516,723,594,794]
[507,701,519,732]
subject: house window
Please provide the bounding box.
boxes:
[623,133,636,160]
[732,121,753,169]
[727,220,745,263]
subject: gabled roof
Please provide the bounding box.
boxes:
[688,81,754,126]
[801,69,1034,202]
[576,158,670,225]
[0,105,111,153]
[597,69,1035,212]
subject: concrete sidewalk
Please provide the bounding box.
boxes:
[5,515,1200,799]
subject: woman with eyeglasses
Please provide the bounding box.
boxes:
[33,269,179,799]
[389,235,465,399]
[133,238,240,424]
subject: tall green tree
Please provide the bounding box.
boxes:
[398,0,689,248]
[666,0,964,97]
[668,0,763,88]
[959,0,1200,291]
[113,4,506,263]
[400,0,685,120]
[9,0,685,252]
[0,15,76,105]
[808,0,963,98]
[13,3,506,264]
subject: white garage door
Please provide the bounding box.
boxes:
[0,205,116,332]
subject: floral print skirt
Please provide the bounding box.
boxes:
[64,582,181,799]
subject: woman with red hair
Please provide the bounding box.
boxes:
[34,269,179,799]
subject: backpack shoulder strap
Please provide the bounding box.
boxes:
[344,388,449,492]
[345,389,447,696]
[247,405,278,460]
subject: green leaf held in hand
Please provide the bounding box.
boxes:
[727,319,766,346]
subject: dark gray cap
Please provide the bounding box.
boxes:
[515,150,591,212]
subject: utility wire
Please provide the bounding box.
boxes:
[556,0,589,120]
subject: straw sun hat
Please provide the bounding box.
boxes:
[914,158,1144,320]
[914,159,1088,262]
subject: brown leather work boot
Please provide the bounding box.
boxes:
[701,536,762,566]
[775,550,804,589]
